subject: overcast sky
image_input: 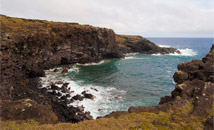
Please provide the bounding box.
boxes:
[1,0,213,37]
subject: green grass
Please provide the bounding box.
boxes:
[0,102,209,130]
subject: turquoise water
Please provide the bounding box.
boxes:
[42,38,213,118]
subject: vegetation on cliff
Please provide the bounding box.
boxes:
[0,102,213,130]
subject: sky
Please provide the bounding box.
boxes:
[0,0,214,37]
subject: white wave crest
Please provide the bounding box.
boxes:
[152,53,162,56]
[124,52,139,56]
[158,44,171,48]
[152,48,197,57]
[170,48,197,56]
[40,67,126,119]
[124,56,145,60]
[76,60,105,66]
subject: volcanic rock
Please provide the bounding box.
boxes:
[72,95,84,101]
[82,91,95,100]
[61,69,68,73]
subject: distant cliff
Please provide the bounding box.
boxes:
[116,35,180,54]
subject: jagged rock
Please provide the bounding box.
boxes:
[61,69,68,73]
[51,84,60,90]
[173,71,188,84]
[82,91,95,100]
[91,88,98,92]
[53,68,59,72]
[55,81,63,84]
[61,83,70,93]
[72,95,84,101]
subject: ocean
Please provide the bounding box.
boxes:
[40,38,213,119]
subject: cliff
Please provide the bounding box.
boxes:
[0,15,124,99]
[116,34,180,54]
[0,15,123,122]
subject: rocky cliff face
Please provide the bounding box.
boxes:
[0,15,123,123]
[0,15,123,100]
[116,35,180,54]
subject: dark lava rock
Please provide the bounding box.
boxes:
[60,96,67,101]
[159,96,172,105]
[65,94,71,98]
[53,68,59,72]
[51,84,60,90]
[61,83,70,93]
[62,83,69,88]
[61,69,68,73]
[55,81,63,84]
[204,116,214,130]
[82,91,95,100]
[173,71,188,84]
[28,70,45,78]
[91,88,98,92]
[72,95,84,101]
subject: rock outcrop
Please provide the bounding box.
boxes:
[116,35,180,54]
[105,44,214,129]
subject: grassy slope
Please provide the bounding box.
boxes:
[1,102,213,130]
[0,15,94,46]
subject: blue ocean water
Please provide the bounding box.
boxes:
[41,38,213,118]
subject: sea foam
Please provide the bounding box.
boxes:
[76,60,106,66]
[152,48,197,57]
[40,65,126,119]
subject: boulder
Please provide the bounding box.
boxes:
[173,71,188,84]
[82,91,95,100]
[51,84,60,90]
[72,95,84,101]
[61,69,68,73]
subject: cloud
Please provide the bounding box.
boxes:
[1,0,213,37]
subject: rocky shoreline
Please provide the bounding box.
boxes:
[104,44,214,129]
[1,14,212,129]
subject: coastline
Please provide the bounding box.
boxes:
[0,15,213,129]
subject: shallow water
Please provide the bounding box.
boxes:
[40,38,213,118]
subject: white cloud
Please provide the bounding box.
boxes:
[1,0,213,37]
